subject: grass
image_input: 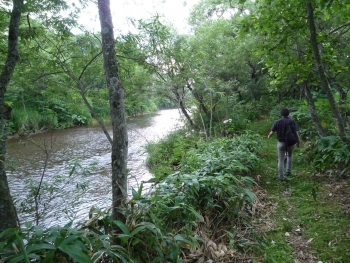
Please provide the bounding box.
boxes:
[250,118,350,263]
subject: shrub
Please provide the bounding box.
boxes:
[0,221,131,263]
[140,132,262,255]
[303,135,350,176]
[10,108,57,135]
[145,129,199,179]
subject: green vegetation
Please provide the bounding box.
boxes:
[249,118,350,262]
[144,104,350,262]
[1,129,264,262]
[1,0,350,261]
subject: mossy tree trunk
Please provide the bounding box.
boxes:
[98,0,128,223]
[0,0,23,233]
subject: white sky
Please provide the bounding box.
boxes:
[76,0,200,35]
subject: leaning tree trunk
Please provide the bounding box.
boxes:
[98,0,128,223]
[0,0,23,233]
[78,82,113,144]
[306,1,346,138]
[304,83,327,137]
[174,86,196,128]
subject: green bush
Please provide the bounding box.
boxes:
[145,129,199,179]
[181,132,262,175]
[304,135,350,176]
[10,108,57,135]
[0,221,131,263]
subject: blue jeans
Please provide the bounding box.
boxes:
[277,141,294,180]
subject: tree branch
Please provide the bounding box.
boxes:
[329,21,350,34]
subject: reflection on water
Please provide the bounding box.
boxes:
[7,109,183,227]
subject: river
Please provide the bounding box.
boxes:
[6,109,183,227]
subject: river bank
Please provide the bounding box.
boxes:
[7,109,165,140]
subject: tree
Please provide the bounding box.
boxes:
[239,0,350,137]
[0,0,90,230]
[98,0,128,222]
[0,0,23,233]
[306,0,346,138]
[136,17,197,127]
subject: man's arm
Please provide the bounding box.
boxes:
[268,131,274,138]
[268,121,278,138]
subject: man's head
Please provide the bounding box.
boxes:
[281,108,290,117]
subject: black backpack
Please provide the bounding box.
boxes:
[284,120,298,146]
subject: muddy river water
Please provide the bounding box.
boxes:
[7,109,182,227]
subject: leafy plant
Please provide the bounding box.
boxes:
[142,131,263,257]
[304,135,350,176]
[0,222,93,263]
[146,129,199,179]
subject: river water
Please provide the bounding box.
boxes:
[6,109,182,227]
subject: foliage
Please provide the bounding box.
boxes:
[213,100,270,136]
[2,0,350,261]
[0,222,93,263]
[120,132,261,261]
[2,11,165,136]
[0,220,132,263]
[180,132,262,175]
[0,130,263,262]
[145,129,199,179]
[303,135,350,176]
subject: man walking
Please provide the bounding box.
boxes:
[268,108,300,181]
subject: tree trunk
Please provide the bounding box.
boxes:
[98,0,128,223]
[304,83,327,137]
[186,82,210,119]
[331,80,347,120]
[79,83,113,144]
[0,0,23,233]
[179,99,195,127]
[174,87,196,128]
[306,1,346,138]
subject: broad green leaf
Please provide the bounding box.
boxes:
[188,207,204,222]
[131,187,138,198]
[8,255,27,263]
[130,225,146,236]
[59,245,92,263]
[168,244,180,261]
[43,250,56,263]
[131,238,142,246]
[15,232,30,263]
[113,220,130,235]
[0,228,18,239]
[91,250,105,261]
[26,243,55,253]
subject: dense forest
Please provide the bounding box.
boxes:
[1,0,349,262]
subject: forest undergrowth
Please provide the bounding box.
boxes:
[249,119,350,263]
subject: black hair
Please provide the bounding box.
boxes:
[281,108,290,117]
